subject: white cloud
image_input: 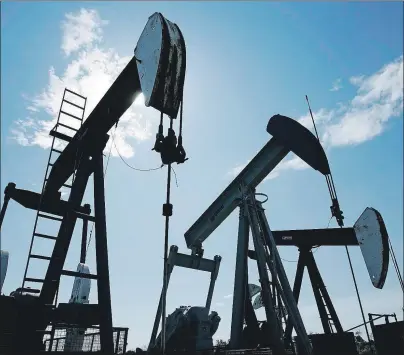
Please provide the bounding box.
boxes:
[228,55,403,179]
[10,8,157,158]
[324,56,403,147]
[230,154,309,182]
[330,78,343,92]
[227,163,248,177]
[61,9,108,56]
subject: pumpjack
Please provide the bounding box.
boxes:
[149,114,393,355]
[0,12,186,354]
[0,9,399,355]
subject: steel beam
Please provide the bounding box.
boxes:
[229,204,250,349]
[93,152,114,353]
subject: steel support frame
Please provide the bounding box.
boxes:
[229,190,312,355]
[284,248,343,346]
[148,246,222,350]
[35,149,114,353]
[255,196,312,355]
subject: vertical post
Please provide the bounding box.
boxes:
[256,199,312,355]
[284,249,306,346]
[115,330,120,354]
[244,275,261,346]
[161,163,173,355]
[229,205,250,349]
[93,152,114,353]
[80,213,89,264]
[206,255,221,312]
[123,328,129,353]
[90,334,95,351]
[148,247,176,350]
[246,198,287,355]
[48,324,56,352]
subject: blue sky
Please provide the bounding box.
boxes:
[1,1,403,350]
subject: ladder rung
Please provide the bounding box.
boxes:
[63,99,85,111]
[30,254,51,261]
[34,232,57,240]
[74,211,96,222]
[43,177,74,192]
[25,277,45,283]
[38,213,63,222]
[49,130,72,142]
[60,111,82,123]
[19,287,40,294]
[65,88,86,100]
[61,270,98,280]
[52,148,63,154]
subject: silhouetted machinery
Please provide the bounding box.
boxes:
[0,9,401,355]
[153,306,220,352]
[0,12,186,354]
[147,245,222,353]
[148,114,396,355]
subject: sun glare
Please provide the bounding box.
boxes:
[134,93,145,106]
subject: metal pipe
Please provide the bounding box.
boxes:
[345,315,384,332]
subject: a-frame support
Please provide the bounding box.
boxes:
[229,189,313,355]
[0,144,114,352]
[284,247,343,347]
[38,136,114,353]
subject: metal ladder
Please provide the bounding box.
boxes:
[21,88,87,296]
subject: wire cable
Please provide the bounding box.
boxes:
[85,128,166,256]
[171,166,179,187]
[312,216,333,255]
[344,245,373,348]
[387,235,404,292]
[85,127,116,257]
[306,95,372,348]
[112,134,163,171]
